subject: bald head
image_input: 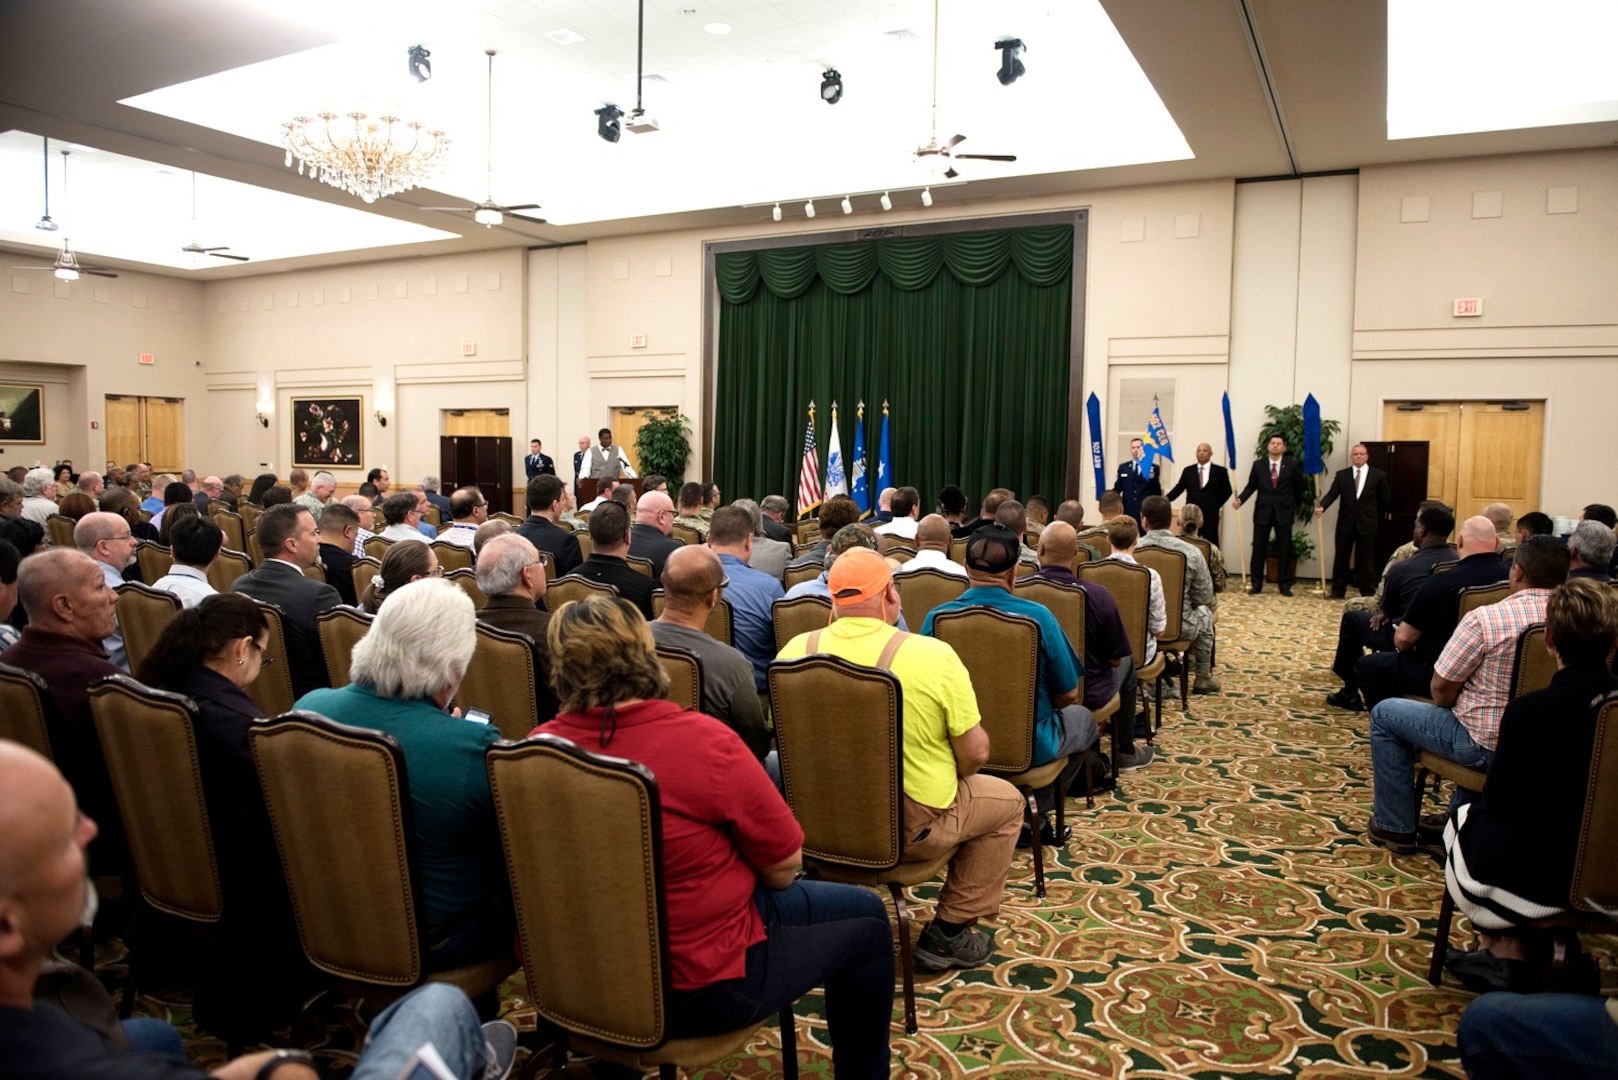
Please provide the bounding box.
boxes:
[1457,515,1500,556]
[17,548,116,644]
[1037,521,1079,566]
[1483,502,1514,534]
[637,490,674,534]
[73,512,136,571]
[660,545,726,616]
[916,514,953,551]
[0,740,97,965]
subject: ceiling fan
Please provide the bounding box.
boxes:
[10,148,118,279]
[914,0,1018,179]
[34,136,58,232]
[418,50,545,227]
[180,173,250,261]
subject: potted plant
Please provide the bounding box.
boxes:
[634,410,692,486]
[1255,402,1338,582]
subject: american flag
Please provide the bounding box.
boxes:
[797,405,822,518]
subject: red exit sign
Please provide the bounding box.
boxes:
[1453,298,1483,317]
[138,352,155,365]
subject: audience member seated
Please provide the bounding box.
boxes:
[74,470,105,502]
[936,484,972,536]
[193,475,222,514]
[19,468,60,527]
[230,504,342,698]
[472,519,512,558]
[316,502,361,606]
[473,534,560,723]
[0,549,125,875]
[0,540,19,650]
[1137,495,1219,695]
[148,481,195,533]
[893,515,967,578]
[377,492,429,544]
[1024,495,1051,541]
[992,500,1041,567]
[1565,520,1614,582]
[150,514,222,608]
[733,498,791,583]
[786,495,860,572]
[1326,501,1457,711]
[572,501,656,620]
[56,492,97,524]
[75,513,138,668]
[785,524,912,631]
[708,505,786,690]
[923,527,1099,839]
[139,473,175,516]
[629,489,682,580]
[538,594,894,1077]
[361,539,440,614]
[874,486,922,541]
[421,475,453,519]
[649,545,771,760]
[1457,991,1618,1079]
[297,578,513,983]
[700,483,722,522]
[669,482,707,539]
[1105,517,1166,670]
[1365,535,1568,852]
[294,469,337,514]
[777,547,1023,972]
[1177,504,1226,591]
[758,494,794,544]
[1034,522,1149,772]
[1482,502,1514,550]
[963,489,1013,537]
[0,741,515,1080]
[1441,579,1618,993]
[437,487,487,549]
[246,473,278,506]
[215,474,245,511]
[1513,511,1555,549]
[259,485,293,508]
[872,487,895,523]
[342,493,377,555]
[516,475,582,577]
[98,486,158,544]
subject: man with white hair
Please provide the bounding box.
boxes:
[733,497,791,583]
[342,493,377,555]
[0,479,43,557]
[19,468,58,526]
[295,578,514,977]
[74,512,138,669]
[420,475,453,519]
[1566,519,1615,583]
[294,469,337,514]
[475,533,558,721]
[195,475,224,514]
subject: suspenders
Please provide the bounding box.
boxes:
[805,628,910,670]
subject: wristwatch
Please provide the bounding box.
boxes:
[254,1049,316,1080]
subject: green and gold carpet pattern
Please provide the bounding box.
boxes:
[120,589,1613,1077]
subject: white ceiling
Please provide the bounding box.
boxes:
[0,0,1614,280]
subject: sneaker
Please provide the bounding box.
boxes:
[482,1019,519,1080]
[1192,673,1221,695]
[1016,817,1073,848]
[913,922,995,972]
[1325,689,1364,712]
[1116,745,1154,773]
[1162,656,1182,677]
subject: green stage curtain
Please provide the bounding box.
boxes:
[714,224,1073,513]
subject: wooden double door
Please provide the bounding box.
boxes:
[105,395,184,472]
[1380,401,1544,522]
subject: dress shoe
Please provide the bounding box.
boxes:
[1162,656,1183,677]
[1278,586,1293,597]
[1193,673,1221,694]
[1248,585,1263,595]
[1444,947,1535,994]
[1325,689,1363,712]
[1330,591,1346,600]
[1416,812,1449,844]
[1366,815,1419,854]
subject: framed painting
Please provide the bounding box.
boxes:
[0,384,44,443]
[291,397,364,467]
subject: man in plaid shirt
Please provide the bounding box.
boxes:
[1365,535,1568,852]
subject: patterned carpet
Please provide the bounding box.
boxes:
[120,585,1613,1077]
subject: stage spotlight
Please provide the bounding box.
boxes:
[595,104,624,144]
[841,196,852,215]
[772,203,782,222]
[995,38,1025,85]
[880,191,892,211]
[407,45,432,83]
[820,68,843,105]
[921,187,933,207]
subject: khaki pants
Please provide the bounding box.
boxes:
[902,775,1025,924]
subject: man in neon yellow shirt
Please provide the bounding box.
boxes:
[777,547,1023,973]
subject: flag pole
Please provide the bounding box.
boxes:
[1316,502,1329,597]
[1235,503,1248,590]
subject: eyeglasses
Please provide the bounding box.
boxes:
[248,640,275,665]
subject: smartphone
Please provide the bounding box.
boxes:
[463,708,492,725]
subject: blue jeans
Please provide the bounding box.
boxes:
[350,983,491,1080]
[1458,992,1618,1080]
[670,881,894,1079]
[121,1018,185,1057]
[1368,698,1493,834]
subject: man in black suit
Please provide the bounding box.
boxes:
[629,490,683,580]
[572,502,657,619]
[474,532,561,722]
[758,495,795,544]
[517,474,583,577]
[229,504,342,697]
[1234,435,1307,595]
[315,501,362,606]
[1165,442,1233,547]
[524,438,555,479]
[1315,443,1391,598]
[1112,438,1162,522]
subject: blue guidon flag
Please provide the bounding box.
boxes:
[850,401,869,516]
[1302,394,1323,475]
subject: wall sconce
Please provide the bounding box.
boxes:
[375,410,389,428]
[255,412,269,428]
[255,400,272,428]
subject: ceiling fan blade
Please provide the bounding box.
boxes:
[208,252,251,261]
[196,246,231,253]
[507,212,548,224]
[416,206,475,213]
[954,153,1017,162]
[10,265,54,271]
[945,134,967,149]
[502,204,542,212]
[83,268,119,278]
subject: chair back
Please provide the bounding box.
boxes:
[214,511,246,553]
[574,533,594,560]
[485,734,671,1049]
[316,607,374,688]
[771,594,833,651]
[1184,535,1219,578]
[246,531,265,568]
[948,538,968,565]
[1499,546,1517,564]
[444,568,488,611]
[456,624,544,741]
[88,675,221,923]
[895,567,968,634]
[1458,582,1512,620]
[545,575,618,613]
[654,646,703,711]
[1509,623,1556,700]
[115,582,183,674]
[783,562,822,590]
[491,511,522,526]
[303,562,326,583]
[626,555,655,578]
[431,541,473,573]
[362,535,394,559]
[1012,576,1088,663]
[422,505,442,527]
[1571,695,1618,912]
[207,549,252,593]
[135,541,174,583]
[238,501,263,536]
[351,556,382,599]
[243,599,296,717]
[0,663,54,757]
[929,608,1041,773]
[669,522,702,546]
[1079,560,1152,667]
[46,513,76,548]
[1134,546,1186,641]
[249,713,426,987]
[649,591,734,646]
[769,655,904,869]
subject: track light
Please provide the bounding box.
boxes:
[880,192,892,211]
[995,38,1025,85]
[772,203,782,222]
[804,200,816,219]
[820,68,843,105]
[840,196,852,215]
[407,45,432,83]
[595,104,623,144]
[921,187,933,207]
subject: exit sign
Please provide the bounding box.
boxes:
[138,352,155,365]
[630,333,648,349]
[1453,298,1483,317]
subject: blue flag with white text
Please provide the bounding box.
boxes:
[850,401,869,516]
[1086,393,1105,498]
[1140,406,1173,483]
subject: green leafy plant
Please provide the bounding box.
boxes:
[1255,403,1342,526]
[1268,530,1315,563]
[634,410,692,485]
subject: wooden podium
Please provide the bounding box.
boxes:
[577,478,643,504]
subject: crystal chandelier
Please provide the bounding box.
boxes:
[281,111,450,203]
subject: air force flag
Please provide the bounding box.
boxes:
[851,401,869,515]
